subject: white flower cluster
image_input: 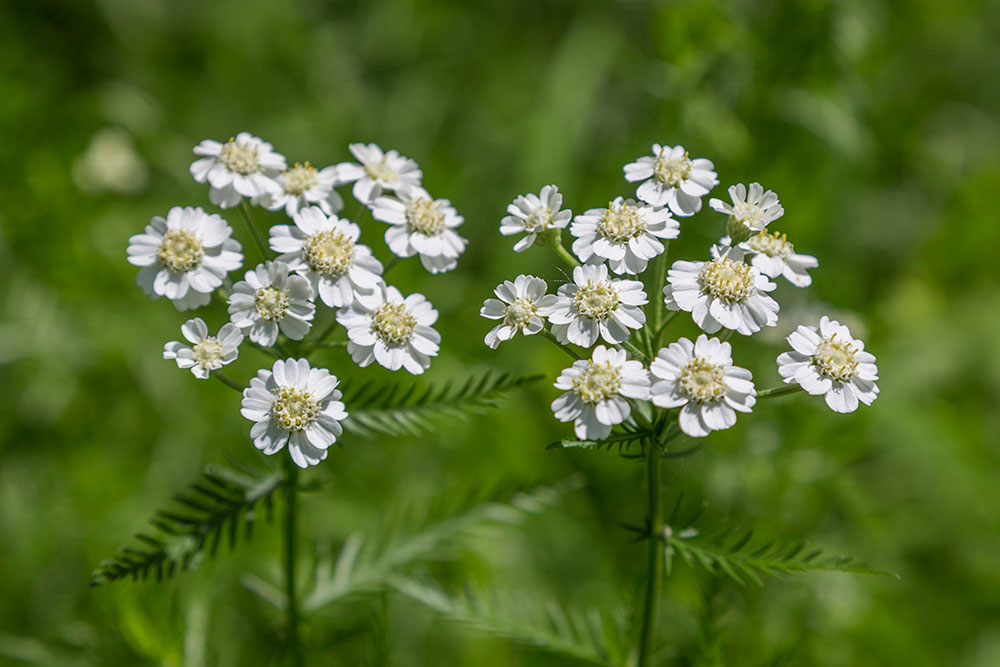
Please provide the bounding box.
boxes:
[481,143,878,442]
[128,134,465,467]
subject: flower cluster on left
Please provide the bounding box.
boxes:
[127,133,465,467]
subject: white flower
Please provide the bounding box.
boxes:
[336,143,422,203]
[663,255,779,336]
[336,283,440,375]
[240,358,348,468]
[480,275,558,349]
[715,232,818,287]
[541,264,647,347]
[163,318,243,379]
[570,197,679,274]
[254,162,344,217]
[551,345,650,440]
[623,144,718,216]
[371,187,467,274]
[189,132,286,208]
[499,185,572,252]
[127,206,243,311]
[776,317,879,413]
[709,183,784,237]
[269,207,384,308]
[649,335,756,438]
[228,261,315,346]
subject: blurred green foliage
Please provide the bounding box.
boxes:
[1,0,999,664]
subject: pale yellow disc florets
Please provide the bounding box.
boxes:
[283,162,319,195]
[303,230,356,279]
[364,158,398,183]
[158,229,204,273]
[653,152,691,187]
[747,230,794,260]
[698,256,755,303]
[731,200,766,231]
[192,337,224,368]
[255,286,290,322]
[678,357,727,402]
[503,297,537,329]
[523,207,554,232]
[219,137,260,175]
[406,198,446,236]
[572,361,623,405]
[573,281,620,320]
[272,387,320,431]
[812,335,858,382]
[598,201,646,243]
[372,301,417,345]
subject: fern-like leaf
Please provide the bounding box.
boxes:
[340,370,542,438]
[89,463,286,587]
[390,576,630,666]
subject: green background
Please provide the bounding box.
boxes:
[2,0,999,664]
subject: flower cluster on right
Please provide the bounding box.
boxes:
[481,142,879,440]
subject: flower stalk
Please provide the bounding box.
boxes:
[638,436,664,667]
[283,459,303,667]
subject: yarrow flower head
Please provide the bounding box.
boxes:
[480,275,558,349]
[269,207,383,308]
[649,335,756,437]
[542,264,647,347]
[127,206,243,311]
[228,261,316,346]
[663,254,779,335]
[255,162,345,217]
[189,133,286,208]
[163,318,243,379]
[371,186,467,274]
[570,197,679,275]
[709,183,784,242]
[777,316,879,413]
[551,345,650,440]
[715,231,818,287]
[623,143,718,217]
[336,143,422,204]
[240,358,348,468]
[499,185,572,252]
[336,283,441,375]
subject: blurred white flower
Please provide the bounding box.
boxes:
[240,358,348,468]
[255,162,344,217]
[709,183,784,239]
[127,206,243,311]
[163,318,242,379]
[624,143,718,216]
[337,283,440,374]
[371,186,467,274]
[228,261,315,346]
[190,132,286,208]
[551,345,650,440]
[336,142,422,203]
[480,275,558,349]
[72,127,149,195]
[777,316,879,413]
[541,264,647,346]
[269,207,383,308]
[570,197,679,275]
[499,185,572,252]
[649,335,756,437]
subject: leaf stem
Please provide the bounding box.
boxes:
[757,384,804,399]
[637,437,663,666]
[283,460,303,667]
[540,329,582,360]
[239,200,271,261]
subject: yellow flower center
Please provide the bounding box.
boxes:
[747,230,794,260]
[653,152,691,187]
[272,387,320,432]
[812,335,858,381]
[523,207,553,232]
[406,197,446,236]
[698,256,755,303]
[192,337,223,368]
[303,230,356,279]
[572,361,623,405]
[283,162,319,195]
[503,298,537,329]
[598,200,647,243]
[372,302,417,345]
[363,158,398,183]
[573,281,620,320]
[219,137,260,175]
[678,357,727,402]
[157,229,204,273]
[254,286,290,322]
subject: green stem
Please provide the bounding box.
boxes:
[540,328,582,360]
[211,371,244,392]
[653,311,678,349]
[757,384,804,399]
[719,329,735,342]
[310,340,348,349]
[552,242,580,269]
[383,255,401,274]
[647,243,669,333]
[638,438,664,666]
[283,460,303,667]
[621,339,649,363]
[239,200,271,261]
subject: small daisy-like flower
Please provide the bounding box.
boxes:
[551,345,650,440]
[649,335,756,437]
[255,162,345,217]
[709,183,784,241]
[336,283,440,375]
[127,206,243,311]
[480,275,558,349]
[336,143,422,204]
[228,261,315,346]
[541,264,647,347]
[189,133,286,209]
[623,144,718,217]
[371,187,467,274]
[663,255,779,336]
[570,197,679,275]
[499,185,572,252]
[269,207,384,308]
[716,232,818,287]
[777,316,879,413]
[163,318,243,379]
[240,358,348,468]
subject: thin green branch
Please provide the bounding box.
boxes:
[540,329,582,360]
[637,437,664,667]
[647,243,669,334]
[239,200,271,261]
[757,385,804,399]
[212,371,244,392]
[552,242,580,269]
[282,460,303,667]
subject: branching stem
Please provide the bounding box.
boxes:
[239,200,271,261]
[638,436,663,666]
